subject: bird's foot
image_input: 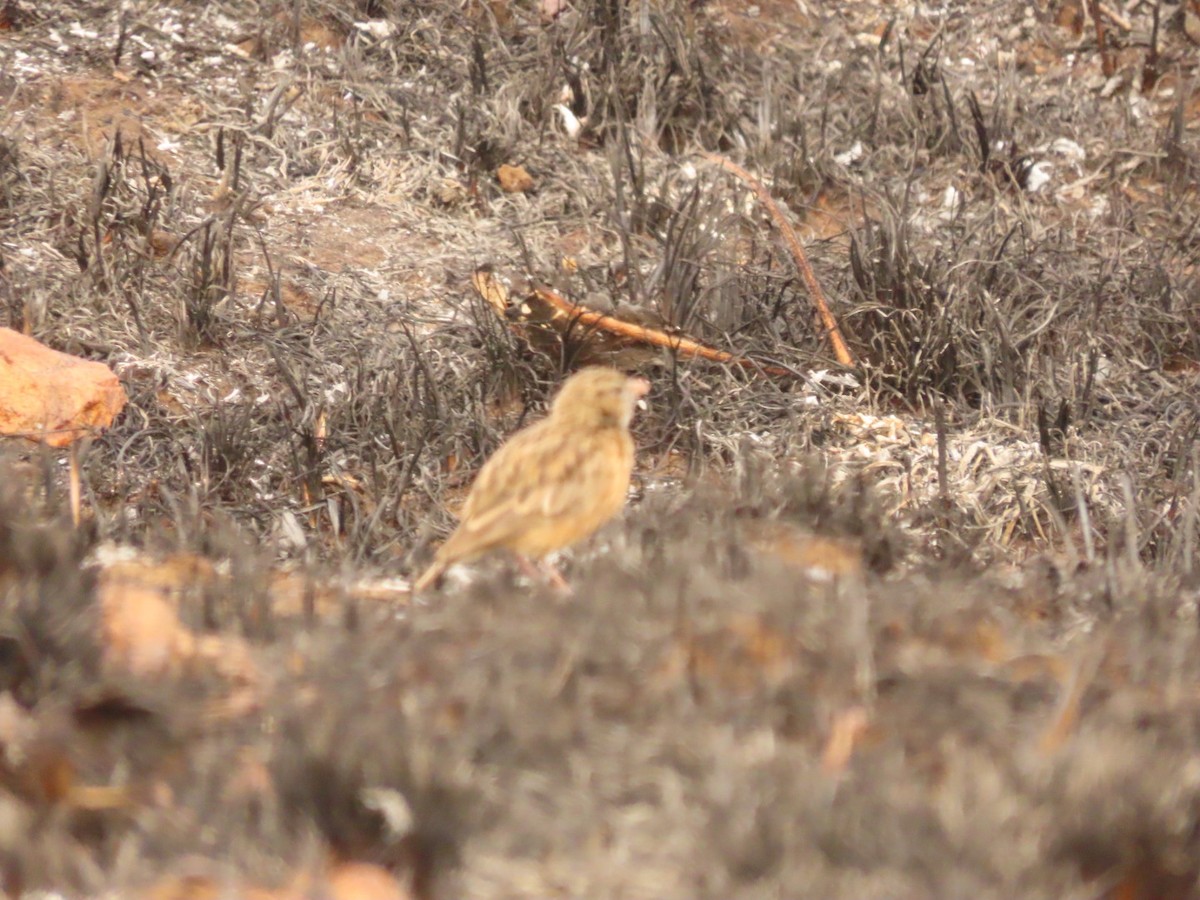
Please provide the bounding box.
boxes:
[515,554,573,595]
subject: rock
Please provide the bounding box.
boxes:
[141,863,412,900]
[0,327,126,447]
[326,863,414,900]
[98,571,197,677]
[96,556,260,700]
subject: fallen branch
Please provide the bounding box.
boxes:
[530,285,798,377]
[474,268,802,378]
[698,152,857,369]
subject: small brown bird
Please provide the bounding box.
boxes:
[413,367,649,592]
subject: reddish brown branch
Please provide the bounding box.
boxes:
[532,286,796,378]
[699,152,857,369]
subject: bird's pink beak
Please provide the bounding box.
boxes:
[628,376,650,414]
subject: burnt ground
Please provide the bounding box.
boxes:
[2,0,1200,896]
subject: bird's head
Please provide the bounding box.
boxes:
[550,367,649,430]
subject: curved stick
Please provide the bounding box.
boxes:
[699,152,857,368]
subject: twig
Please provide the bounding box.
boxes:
[1071,463,1096,564]
[1098,2,1132,32]
[821,705,869,775]
[698,152,857,368]
[69,442,82,527]
[935,398,949,503]
[1086,0,1116,77]
[1143,0,1162,91]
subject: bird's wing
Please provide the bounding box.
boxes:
[435,423,592,561]
[458,423,556,519]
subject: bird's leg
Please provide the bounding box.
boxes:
[514,553,541,583]
[539,558,573,594]
[513,554,572,594]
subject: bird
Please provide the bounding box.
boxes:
[412,367,649,593]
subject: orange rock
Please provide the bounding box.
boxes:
[326,863,413,900]
[97,559,262,710]
[141,864,411,900]
[98,575,196,677]
[496,163,534,193]
[746,522,864,581]
[0,327,126,447]
[142,874,284,900]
